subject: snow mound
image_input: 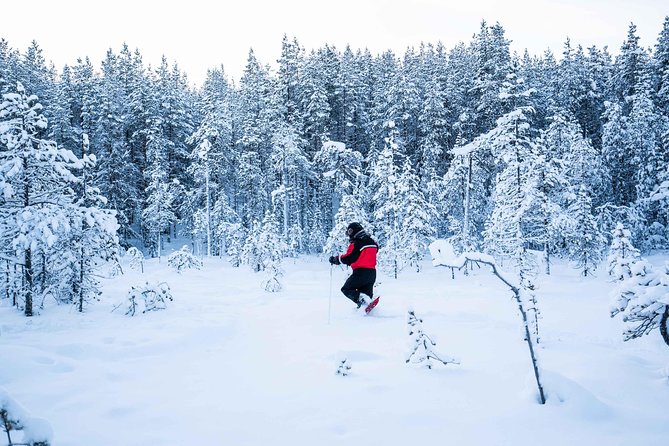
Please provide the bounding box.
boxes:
[525,370,613,420]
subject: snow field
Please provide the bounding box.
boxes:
[1,255,668,445]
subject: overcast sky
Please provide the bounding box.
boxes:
[2,0,667,87]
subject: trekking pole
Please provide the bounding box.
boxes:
[328,264,333,325]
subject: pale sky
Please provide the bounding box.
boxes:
[2,0,667,87]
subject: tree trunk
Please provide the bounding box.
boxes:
[24,248,33,317]
[463,154,472,249]
[205,165,211,257]
[435,255,546,404]
[78,246,85,313]
[660,306,669,347]
[544,243,551,276]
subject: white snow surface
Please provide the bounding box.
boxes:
[1,252,669,446]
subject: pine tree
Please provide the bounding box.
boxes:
[324,191,371,258]
[369,120,404,278]
[627,74,667,249]
[64,134,119,312]
[0,83,119,316]
[611,258,669,347]
[607,223,641,281]
[602,101,634,206]
[268,122,311,241]
[313,140,363,225]
[396,159,436,273]
[142,117,178,259]
[656,17,669,115]
[0,82,78,316]
[94,50,140,246]
[482,68,539,282]
[566,185,605,276]
[471,21,511,133]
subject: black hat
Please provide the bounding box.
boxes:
[347,222,363,234]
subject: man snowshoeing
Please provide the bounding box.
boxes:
[329,222,379,309]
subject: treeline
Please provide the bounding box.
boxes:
[1,18,669,305]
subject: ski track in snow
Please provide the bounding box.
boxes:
[1,255,668,445]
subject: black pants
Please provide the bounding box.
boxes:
[341,268,376,307]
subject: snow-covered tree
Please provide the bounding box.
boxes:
[269,123,311,240]
[482,70,540,283]
[187,126,216,256]
[370,120,405,277]
[255,212,287,292]
[0,388,53,446]
[142,118,178,260]
[1,83,113,316]
[167,245,202,273]
[313,140,363,223]
[566,185,605,276]
[396,159,436,272]
[323,191,371,257]
[63,134,120,312]
[607,223,641,281]
[611,258,669,347]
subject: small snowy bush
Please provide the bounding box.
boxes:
[120,282,173,316]
[0,388,53,446]
[405,309,459,369]
[262,259,283,292]
[167,245,202,273]
[126,247,145,273]
[335,358,351,377]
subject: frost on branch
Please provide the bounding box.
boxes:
[167,245,202,273]
[405,309,459,369]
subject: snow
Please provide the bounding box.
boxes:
[1,253,668,445]
[321,140,346,151]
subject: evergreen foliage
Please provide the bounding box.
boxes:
[607,223,641,281]
[2,18,669,314]
[167,245,202,273]
[611,258,669,346]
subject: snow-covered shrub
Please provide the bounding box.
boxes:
[167,245,202,273]
[0,387,53,446]
[262,259,283,292]
[610,259,669,346]
[405,309,459,369]
[108,259,123,277]
[606,223,641,281]
[335,358,351,377]
[126,247,145,273]
[120,282,173,316]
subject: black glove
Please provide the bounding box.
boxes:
[329,256,341,265]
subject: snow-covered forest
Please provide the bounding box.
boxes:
[3,18,669,316]
[1,16,669,446]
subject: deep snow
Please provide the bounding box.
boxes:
[1,253,668,446]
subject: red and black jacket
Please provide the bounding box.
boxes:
[339,230,378,269]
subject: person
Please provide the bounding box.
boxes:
[329,222,379,308]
